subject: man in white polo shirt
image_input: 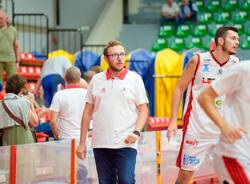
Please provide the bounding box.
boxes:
[76,40,149,184]
[50,66,87,140]
[198,61,250,183]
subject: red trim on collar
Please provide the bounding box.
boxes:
[210,51,229,67]
[106,68,128,80]
[65,84,81,89]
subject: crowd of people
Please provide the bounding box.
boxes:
[160,0,198,27]
[0,6,250,184]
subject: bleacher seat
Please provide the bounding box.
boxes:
[245,21,250,35]
[202,36,214,51]
[19,52,36,62]
[176,24,192,38]
[213,12,230,24]
[168,37,185,52]
[240,0,250,11]
[223,0,238,12]
[18,66,28,78]
[185,37,203,50]
[234,23,245,36]
[159,25,175,38]
[198,11,213,24]
[195,0,205,11]
[240,35,250,49]
[19,52,44,66]
[206,0,220,13]
[193,24,209,37]
[232,10,248,23]
[152,38,168,52]
[208,23,224,36]
[18,66,41,80]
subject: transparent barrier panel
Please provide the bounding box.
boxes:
[77,158,98,184]
[137,132,157,161]
[16,140,71,184]
[76,138,98,184]
[161,130,182,184]
[0,146,10,184]
[136,132,157,184]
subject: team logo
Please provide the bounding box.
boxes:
[100,87,106,93]
[183,154,200,166]
[185,139,198,147]
[201,77,215,84]
[121,87,127,92]
[215,99,223,108]
[217,69,223,75]
[120,87,128,95]
[202,64,209,73]
[232,60,238,64]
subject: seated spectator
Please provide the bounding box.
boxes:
[0,74,38,146]
[180,0,198,23]
[49,66,87,140]
[34,56,72,107]
[160,0,180,26]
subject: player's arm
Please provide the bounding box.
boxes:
[198,86,245,144]
[167,55,199,141]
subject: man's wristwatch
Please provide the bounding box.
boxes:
[133,130,140,137]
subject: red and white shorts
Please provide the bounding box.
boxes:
[176,133,219,171]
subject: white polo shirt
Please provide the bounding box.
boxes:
[162,2,179,17]
[85,69,149,149]
[212,62,250,159]
[50,85,87,139]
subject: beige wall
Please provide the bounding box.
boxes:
[86,0,123,44]
[129,0,141,15]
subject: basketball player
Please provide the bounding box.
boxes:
[198,61,250,183]
[167,26,240,184]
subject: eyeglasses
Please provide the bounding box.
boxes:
[106,52,126,59]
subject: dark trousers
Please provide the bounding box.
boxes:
[35,122,53,137]
[93,148,137,184]
[160,16,180,27]
[42,74,64,107]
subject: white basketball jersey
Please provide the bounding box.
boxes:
[183,51,239,138]
[212,62,250,159]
